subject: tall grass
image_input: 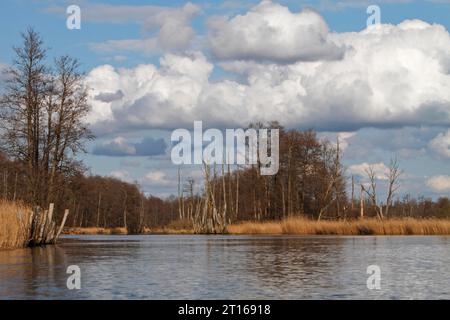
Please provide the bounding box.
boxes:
[65,227,127,235]
[0,201,32,249]
[64,217,450,236]
[227,217,450,235]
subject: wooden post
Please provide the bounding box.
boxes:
[43,203,54,243]
[54,209,69,243]
[38,208,47,243]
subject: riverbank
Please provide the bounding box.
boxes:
[0,200,69,249]
[0,201,32,249]
[65,226,195,235]
[227,217,450,235]
[63,217,450,236]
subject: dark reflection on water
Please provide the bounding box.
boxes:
[0,235,449,299]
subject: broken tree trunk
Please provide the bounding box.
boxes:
[28,203,70,246]
[193,163,227,234]
[53,209,69,244]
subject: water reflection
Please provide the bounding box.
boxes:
[0,246,69,298]
[0,235,449,299]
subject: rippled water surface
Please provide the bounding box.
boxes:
[0,235,449,299]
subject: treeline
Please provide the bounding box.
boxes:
[0,28,181,233]
[1,29,449,235]
[1,138,449,235]
[0,152,179,232]
[0,28,91,209]
[176,126,450,226]
[176,126,346,226]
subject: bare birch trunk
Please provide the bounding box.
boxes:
[360,185,364,219]
[96,192,102,227]
[235,171,239,221]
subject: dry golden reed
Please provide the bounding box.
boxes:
[0,200,32,249]
[227,217,450,236]
[65,227,127,235]
[63,217,450,236]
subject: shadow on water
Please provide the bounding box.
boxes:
[0,245,69,299]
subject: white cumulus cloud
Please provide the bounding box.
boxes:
[348,162,390,180]
[426,175,450,192]
[207,1,345,63]
[429,129,450,158]
[142,171,175,187]
[84,3,450,133]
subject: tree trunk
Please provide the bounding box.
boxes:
[360,185,364,219]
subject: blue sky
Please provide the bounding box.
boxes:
[0,0,449,198]
[1,0,449,70]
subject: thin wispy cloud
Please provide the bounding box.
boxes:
[45,2,201,54]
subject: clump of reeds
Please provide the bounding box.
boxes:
[65,227,111,235]
[227,217,450,235]
[143,219,194,234]
[64,227,128,235]
[111,227,127,235]
[63,218,450,236]
[0,200,32,249]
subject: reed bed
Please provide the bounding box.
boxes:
[227,217,450,235]
[65,226,193,235]
[65,227,127,235]
[0,201,32,249]
[62,218,450,236]
[143,227,194,234]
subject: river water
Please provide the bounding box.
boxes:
[0,235,449,299]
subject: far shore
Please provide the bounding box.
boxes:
[63,217,450,236]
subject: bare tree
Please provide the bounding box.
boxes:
[385,157,402,217]
[0,28,48,204]
[45,55,93,204]
[0,28,93,207]
[351,175,355,211]
[122,189,128,229]
[364,165,384,220]
[363,158,402,220]
[178,167,184,220]
[184,177,195,221]
[96,192,102,227]
[360,184,365,219]
[318,138,346,220]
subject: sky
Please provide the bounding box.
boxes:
[0,0,449,199]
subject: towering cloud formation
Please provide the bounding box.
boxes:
[207,1,345,62]
[85,3,450,134]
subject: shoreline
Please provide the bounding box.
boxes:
[63,217,450,236]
